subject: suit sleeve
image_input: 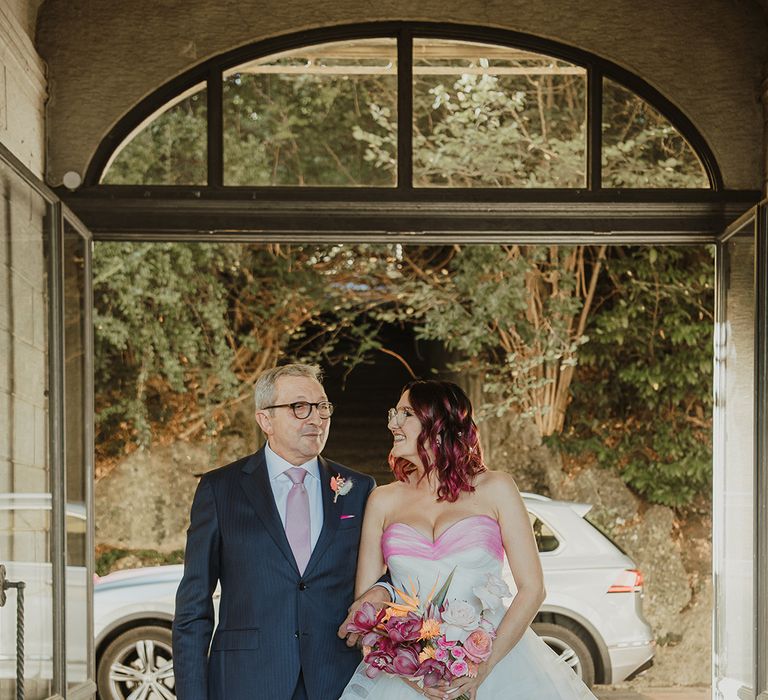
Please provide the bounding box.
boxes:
[172,476,220,700]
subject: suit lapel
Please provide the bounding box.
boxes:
[239,449,298,572]
[303,456,341,576]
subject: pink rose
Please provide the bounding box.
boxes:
[434,647,449,662]
[450,646,466,659]
[449,659,469,677]
[463,628,493,663]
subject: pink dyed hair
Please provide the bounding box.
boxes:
[389,380,486,502]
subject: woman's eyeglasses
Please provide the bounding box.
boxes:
[387,407,415,427]
[263,401,334,419]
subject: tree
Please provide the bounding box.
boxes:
[559,247,714,505]
[94,47,713,504]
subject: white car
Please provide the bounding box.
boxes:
[0,494,89,685]
[522,494,654,687]
[93,494,654,699]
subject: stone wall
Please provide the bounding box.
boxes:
[0,4,50,698]
[0,165,49,499]
[0,0,49,514]
[95,437,250,553]
[1,1,46,176]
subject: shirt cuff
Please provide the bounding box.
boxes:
[370,581,395,602]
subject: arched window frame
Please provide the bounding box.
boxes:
[66,22,762,241]
[84,22,723,193]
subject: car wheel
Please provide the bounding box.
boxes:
[532,621,595,688]
[97,625,175,700]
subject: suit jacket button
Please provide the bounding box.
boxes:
[295,631,300,638]
[299,582,308,590]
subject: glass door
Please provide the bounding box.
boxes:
[0,143,96,699]
[0,152,56,700]
[62,214,95,697]
[713,201,768,700]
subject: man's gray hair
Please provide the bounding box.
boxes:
[253,363,324,410]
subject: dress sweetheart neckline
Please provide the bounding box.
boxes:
[383,513,498,544]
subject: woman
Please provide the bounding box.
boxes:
[339,380,596,699]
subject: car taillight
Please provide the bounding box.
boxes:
[607,569,643,593]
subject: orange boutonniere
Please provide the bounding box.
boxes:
[330,474,353,503]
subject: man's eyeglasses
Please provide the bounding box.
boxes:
[263,401,334,419]
[387,407,415,427]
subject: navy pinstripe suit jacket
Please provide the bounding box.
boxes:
[172,448,376,700]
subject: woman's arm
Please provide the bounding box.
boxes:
[448,472,546,698]
[486,472,546,661]
[337,486,390,644]
[353,486,388,597]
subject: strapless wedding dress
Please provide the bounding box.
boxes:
[339,514,597,699]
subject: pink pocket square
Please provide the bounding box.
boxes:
[340,514,355,520]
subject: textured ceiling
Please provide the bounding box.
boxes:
[34,0,768,188]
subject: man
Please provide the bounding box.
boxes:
[172,363,388,700]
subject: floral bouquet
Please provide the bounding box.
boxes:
[347,569,510,699]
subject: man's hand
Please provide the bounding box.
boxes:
[337,585,391,647]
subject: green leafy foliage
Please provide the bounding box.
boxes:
[95,547,185,576]
[222,69,397,186]
[94,45,714,504]
[93,241,395,461]
[413,68,586,187]
[558,247,714,505]
[602,79,708,188]
[102,90,207,185]
[365,245,592,434]
[94,243,239,450]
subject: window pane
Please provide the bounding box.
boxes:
[602,78,708,188]
[713,225,755,697]
[413,39,586,188]
[0,157,53,699]
[529,513,560,553]
[223,39,397,186]
[63,224,89,688]
[101,84,207,185]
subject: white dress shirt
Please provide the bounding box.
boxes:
[264,442,324,550]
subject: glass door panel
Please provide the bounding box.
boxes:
[0,148,54,699]
[714,203,768,700]
[63,218,94,693]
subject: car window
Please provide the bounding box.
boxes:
[528,512,560,553]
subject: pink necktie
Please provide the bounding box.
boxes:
[285,467,311,574]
